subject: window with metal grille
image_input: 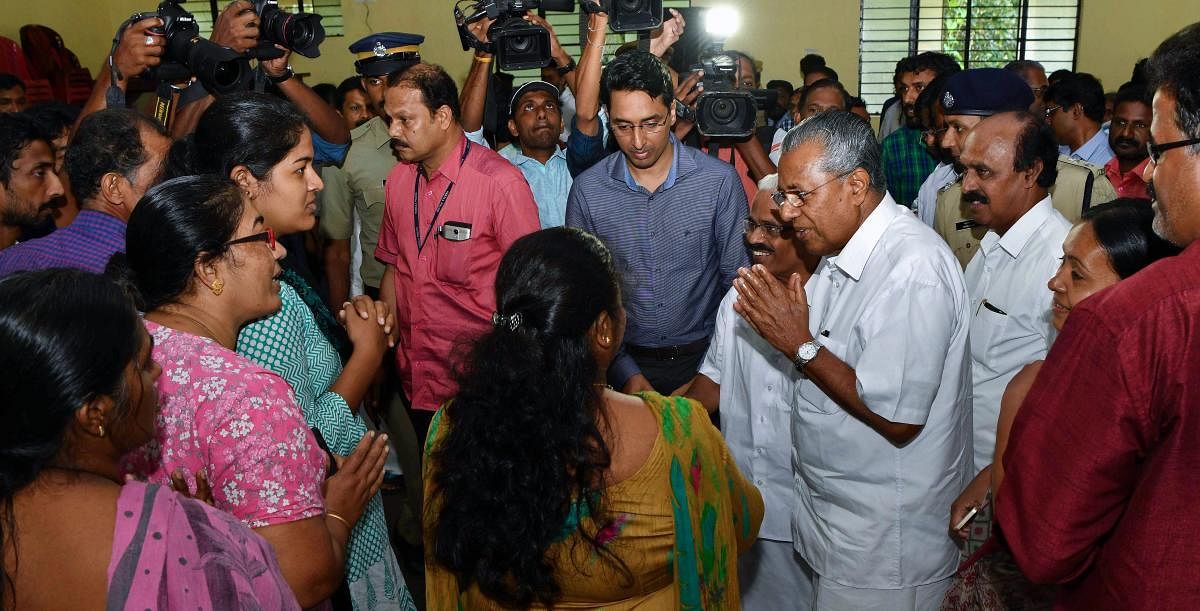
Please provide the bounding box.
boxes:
[180,0,344,38]
[506,0,691,84]
[859,0,1078,111]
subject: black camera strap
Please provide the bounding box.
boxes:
[105,14,144,109]
[413,139,473,254]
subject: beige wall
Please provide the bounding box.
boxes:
[1077,0,1200,91]
[4,1,1196,95]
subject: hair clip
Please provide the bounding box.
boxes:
[491,311,522,331]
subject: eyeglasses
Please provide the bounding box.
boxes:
[743,218,791,237]
[610,119,669,135]
[1147,137,1200,164]
[1043,105,1062,118]
[225,227,277,250]
[771,171,852,208]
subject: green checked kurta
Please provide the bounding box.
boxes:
[239,276,415,611]
[882,126,938,210]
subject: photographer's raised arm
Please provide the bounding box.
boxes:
[574,7,609,138]
[77,16,164,126]
[459,17,495,134]
[262,49,350,145]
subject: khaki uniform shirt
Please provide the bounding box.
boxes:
[934,156,1118,268]
[320,116,396,289]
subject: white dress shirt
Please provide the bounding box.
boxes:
[915,162,959,227]
[699,287,797,542]
[1058,128,1115,168]
[791,196,972,589]
[964,196,1070,473]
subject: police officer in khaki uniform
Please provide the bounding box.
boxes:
[318,33,427,572]
[933,69,1117,267]
[322,32,424,302]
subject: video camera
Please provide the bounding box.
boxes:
[134,0,250,94]
[455,0,665,70]
[597,0,663,33]
[692,48,777,139]
[456,0,574,71]
[251,0,326,59]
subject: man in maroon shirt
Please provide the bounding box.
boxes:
[996,22,1200,609]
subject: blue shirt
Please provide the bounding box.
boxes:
[312,131,350,166]
[497,144,572,228]
[565,134,750,386]
[1059,128,1114,167]
[0,209,126,276]
[565,109,611,178]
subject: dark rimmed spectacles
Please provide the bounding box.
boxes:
[1147,137,1200,164]
[743,218,792,237]
[771,171,853,208]
[225,227,277,250]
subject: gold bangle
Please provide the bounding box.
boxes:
[326,512,352,530]
[474,55,493,64]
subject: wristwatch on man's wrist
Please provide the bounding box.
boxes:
[268,66,295,84]
[792,339,823,370]
[555,56,576,77]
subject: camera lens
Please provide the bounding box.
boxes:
[617,0,646,12]
[506,34,535,54]
[710,98,736,123]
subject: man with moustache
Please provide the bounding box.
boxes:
[376,63,539,445]
[497,81,572,228]
[1104,81,1154,199]
[735,111,971,609]
[0,109,170,275]
[934,69,1116,267]
[334,76,374,132]
[997,23,1200,608]
[678,174,819,609]
[0,113,64,251]
[321,32,424,305]
[881,52,961,210]
[958,111,1070,477]
[566,50,748,395]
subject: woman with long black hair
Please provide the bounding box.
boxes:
[423,227,763,610]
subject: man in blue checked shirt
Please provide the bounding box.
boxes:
[566,50,749,394]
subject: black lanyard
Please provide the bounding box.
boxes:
[413,140,472,254]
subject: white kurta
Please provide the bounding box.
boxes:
[790,197,973,590]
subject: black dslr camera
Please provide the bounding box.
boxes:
[456,0,574,71]
[693,50,778,139]
[251,0,326,59]
[135,0,250,94]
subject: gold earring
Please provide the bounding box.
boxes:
[211,279,225,296]
[97,424,106,438]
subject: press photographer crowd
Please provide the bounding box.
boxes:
[1,0,1198,609]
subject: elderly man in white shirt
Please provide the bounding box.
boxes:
[734,111,972,610]
[950,111,1071,523]
[679,173,820,609]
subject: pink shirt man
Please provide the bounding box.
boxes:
[377,134,539,411]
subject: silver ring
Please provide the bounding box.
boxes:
[145,35,155,46]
